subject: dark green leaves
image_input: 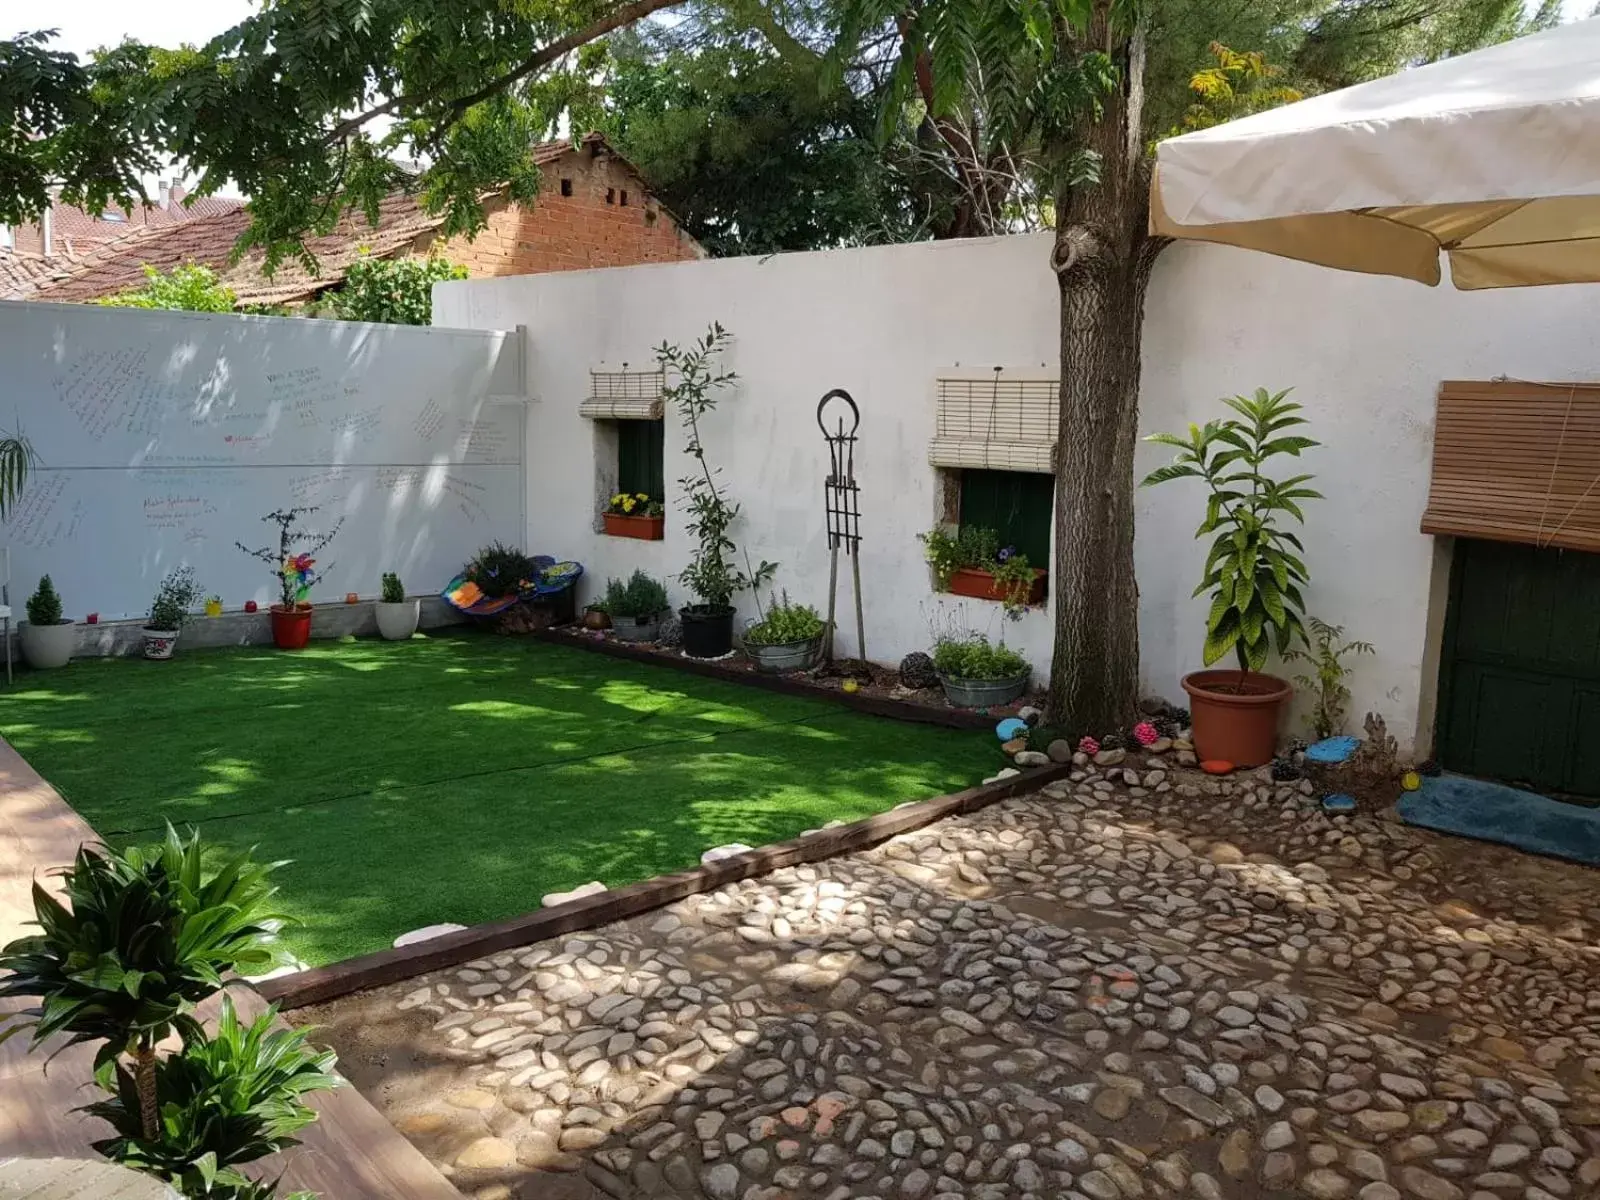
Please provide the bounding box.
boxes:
[1141,387,1319,674]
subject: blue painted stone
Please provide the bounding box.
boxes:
[995,717,1029,741]
[1322,793,1357,813]
[1305,735,1361,764]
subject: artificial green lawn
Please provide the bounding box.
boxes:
[0,634,995,966]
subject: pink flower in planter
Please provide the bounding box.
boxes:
[1133,721,1159,746]
[1077,735,1100,756]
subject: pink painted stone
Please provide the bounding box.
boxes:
[781,1107,810,1129]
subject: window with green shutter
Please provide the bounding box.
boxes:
[957,469,1054,565]
[616,419,665,500]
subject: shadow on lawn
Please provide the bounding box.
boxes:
[0,633,997,965]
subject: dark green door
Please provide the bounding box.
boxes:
[1438,538,1600,797]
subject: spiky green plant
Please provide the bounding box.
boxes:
[83,995,336,1200]
[0,430,36,521]
[1141,387,1321,675]
[0,826,290,1141]
[1283,616,1375,739]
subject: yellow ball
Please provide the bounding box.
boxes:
[842,679,860,694]
[1401,770,1421,792]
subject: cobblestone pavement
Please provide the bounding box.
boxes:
[304,762,1600,1200]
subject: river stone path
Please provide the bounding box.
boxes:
[302,760,1600,1200]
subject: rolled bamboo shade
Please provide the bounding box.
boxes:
[1422,380,1600,552]
[928,374,1059,475]
[580,368,665,420]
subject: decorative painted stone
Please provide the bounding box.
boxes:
[1306,735,1361,764]
[1401,770,1422,791]
[1200,759,1235,775]
[1133,721,1159,746]
[1001,737,1029,755]
[842,679,860,694]
[995,717,1029,741]
[1322,792,1357,813]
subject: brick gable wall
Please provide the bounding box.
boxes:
[434,147,701,277]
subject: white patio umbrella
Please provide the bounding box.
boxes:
[1149,18,1600,289]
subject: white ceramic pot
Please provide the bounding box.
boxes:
[20,621,76,669]
[375,599,421,641]
[141,628,179,660]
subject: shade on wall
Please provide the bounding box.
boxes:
[1421,380,1600,552]
[579,368,664,420]
[928,374,1059,474]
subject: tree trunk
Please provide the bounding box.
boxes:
[1045,3,1163,733]
[135,1041,159,1141]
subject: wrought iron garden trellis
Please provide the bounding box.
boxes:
[817,389,864,664]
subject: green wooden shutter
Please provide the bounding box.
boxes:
[617,419,665,500]
[958,470,1054,565]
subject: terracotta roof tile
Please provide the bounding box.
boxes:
[0,249,77,300]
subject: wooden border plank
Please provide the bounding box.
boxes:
[258,762,1071,1009]
[524,627,1002,730]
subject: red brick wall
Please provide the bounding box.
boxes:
[435,147,701,277]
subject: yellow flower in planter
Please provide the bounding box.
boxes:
[621,496,636,513]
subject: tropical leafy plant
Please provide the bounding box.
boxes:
[662,324,775,610]
[321,255,467,325]
[236,509,343,610]
[1283,616,1375,740]
[26,574,65,625]
[380,572,405,604]
[98,264,238,313]
[1141,387,1320,675]
[602,570,670,619]
[931,633,1029,681]
[744,592,826,647]
[149,566,203,632]
[461,542,537,600]
[0,826,290,1142]
[84,994,336,1200]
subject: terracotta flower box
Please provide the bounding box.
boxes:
[603,513,664,541]
[947,566,1047,606]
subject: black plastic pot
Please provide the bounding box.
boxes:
[680,604,734,658]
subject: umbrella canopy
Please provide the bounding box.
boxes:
[1149,19,1600,289]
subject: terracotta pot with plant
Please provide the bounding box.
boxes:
[920,526,1045,619]
[663,324,775,658]
[602,492,665,540]
[236,507,343,651]
[1141,387,1320,767]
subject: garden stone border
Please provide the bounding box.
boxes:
[254,760,1074,1009]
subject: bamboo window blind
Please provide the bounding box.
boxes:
[1421,379,1600,552]
[580,368,665,420]
[928,374,1060,474]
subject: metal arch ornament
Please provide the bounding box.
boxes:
[817,389,865,664]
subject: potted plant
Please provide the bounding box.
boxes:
[663,324,775,658]
[376,571,420,640]
[743,591,828,673]
[203,595,224,617]
[236,507,342,651]
[603,570,670,642]
[142,566,201,660]
[921,525,1046,617]
[1141,386,1320,766]
[603,492,666,540]
[583,600,613,631]
[20,575,75,669]
[931,631,1031,708]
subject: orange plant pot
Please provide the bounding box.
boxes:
[602,513,664,541]
[1182,669,1292,768]
[946,567,1047,606]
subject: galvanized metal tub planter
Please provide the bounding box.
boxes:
[745,633,825,674]
[938,670,1029,709]
[611,610,666,644]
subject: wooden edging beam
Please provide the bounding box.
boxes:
[257,761,1071,1010]
[524,627,997,730]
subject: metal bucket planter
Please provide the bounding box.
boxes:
[745,633,824,674]
[611,610,666,644]
[939,670,1029,709]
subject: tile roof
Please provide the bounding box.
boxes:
[23,135,641,307]
[0,249,77,300]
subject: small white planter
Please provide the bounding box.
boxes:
[376,599,421,641]
[20,621,76,669]
[142,628,179,660]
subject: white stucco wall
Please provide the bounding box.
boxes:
[436,235,1600,753]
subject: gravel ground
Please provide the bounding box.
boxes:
[301,757,1600,1200]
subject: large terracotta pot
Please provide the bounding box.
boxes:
[1181,669,1292,768]
[270,603,314,650]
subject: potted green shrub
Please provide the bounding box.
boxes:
[743,592,828,673]
[376,570,419,640]
[236,506,342,650]
[603,570,670,642]
[1141,386,1320,766]
[142,567,201,660]
[931,631,1031,708]
[663,324,774,657]
[20,575,75,669]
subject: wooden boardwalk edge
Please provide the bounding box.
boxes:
[259,761,1072,1009]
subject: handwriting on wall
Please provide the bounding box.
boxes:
[412,400,446,443]
[8,474,69,549]
[266,366,336,431]
[455,415,517,464]
[50,347,180,443]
